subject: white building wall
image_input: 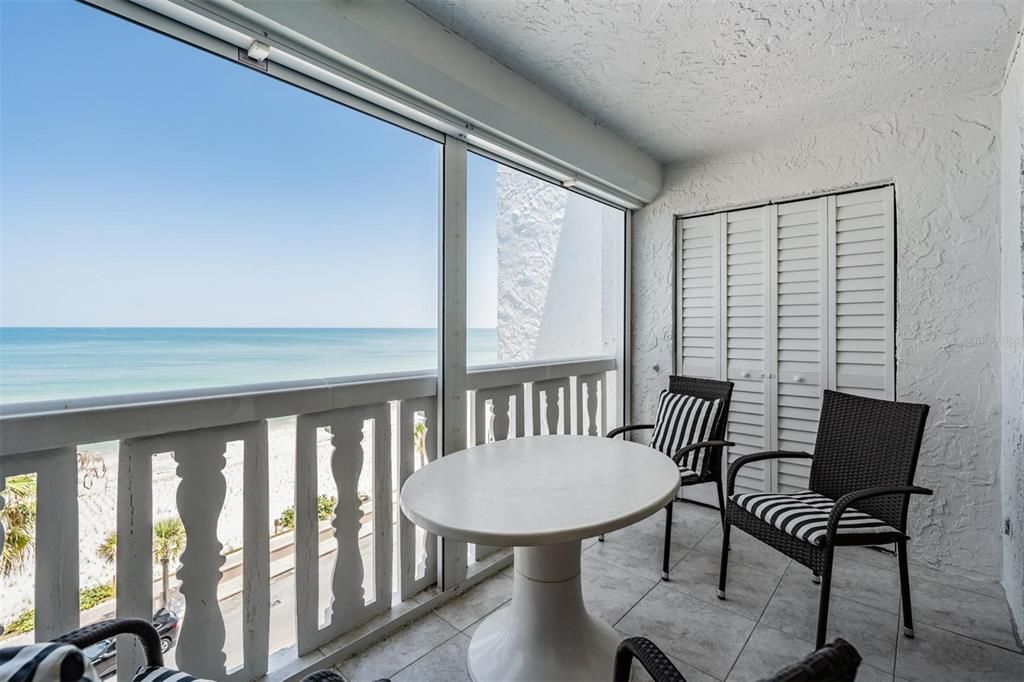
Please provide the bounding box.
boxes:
[999,47,1024,628]
[632,93,1005,580]
[495,166,622,362]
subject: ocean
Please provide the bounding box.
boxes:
[0,327,498,405]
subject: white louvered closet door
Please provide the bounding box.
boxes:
[677,213,722,379]
[675,184,895,501]
[774,198,829,493]
[829,187,895,400]
[723,207,772,494]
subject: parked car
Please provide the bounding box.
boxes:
[83,608,179,678]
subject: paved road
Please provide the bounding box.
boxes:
[166,533,377,671]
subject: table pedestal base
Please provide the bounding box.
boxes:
[467,541,621,681]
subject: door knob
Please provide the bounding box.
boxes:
[740,371,750,378]
[794,375,804,383]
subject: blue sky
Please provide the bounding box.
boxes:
[0,0,498,328]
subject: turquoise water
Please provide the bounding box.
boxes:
[0,327,497,405]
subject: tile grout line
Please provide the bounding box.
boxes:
[611,572,664,629]
[911,621,1024,656]
[583,537,701,584]
[720,561,789,682]
[385,629,467,681]
[842,546,1009,602]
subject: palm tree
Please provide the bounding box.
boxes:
[96,530,118,595]
[95,518,186,608]
[1,475,37,576]
[413,419,429,467]
[152,518,185,609]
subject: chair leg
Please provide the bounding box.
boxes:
[815,547,835,648]
[714,480,730,551]
[598,534,605,542]
[812,572,821,585]
[662,502,673,580]
[718,522,730,599]
[897,538,915,638]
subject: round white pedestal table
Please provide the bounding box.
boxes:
[399,435,679,682]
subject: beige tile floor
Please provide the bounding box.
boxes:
[334,502,1023,681]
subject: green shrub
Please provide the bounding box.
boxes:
[277,505,296,530]
[2,581,114,636]
[3,608,35,635]
[317,494,336,521]
[79,582,115,610]
[277,494,338,530]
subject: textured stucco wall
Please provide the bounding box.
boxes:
[1000,48,1024,627]
[411,0,1022,163]
[495,165,621,362]
[632,93,1004,579]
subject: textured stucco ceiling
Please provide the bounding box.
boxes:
[409,0,1024,163]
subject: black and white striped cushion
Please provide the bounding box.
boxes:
[649,390,721,475]
[731,490,897,545]
[678,465,701,483]
[0,642,101,681]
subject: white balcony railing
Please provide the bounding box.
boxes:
[0,356,617,680]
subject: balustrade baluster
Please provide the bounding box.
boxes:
[398,398,438,600]
[3,448,80,641]
[575,373,605,436]
[294,413,321,655]
[326,409,368,632]
[241,420,270,679]
[174,434,228,679]
[116,439,153,682]
[370,405,392,610]
[296,405,392,652]
[531,378,570,435]
[491,393,511,441]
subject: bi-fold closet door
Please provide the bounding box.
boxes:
[676,185,895,499]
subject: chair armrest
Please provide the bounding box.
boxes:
[727,451,812,495]
[53,618,164,668]
[763,637,862,682]
[671,440,735,465]
[613,637,687,682]
[606,424,655,439]
[825,485,933,544]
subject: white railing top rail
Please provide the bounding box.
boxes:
[465,355,615,391]
[0,370,436,456]
[0,356,616,456]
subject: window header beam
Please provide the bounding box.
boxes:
[83,0,660,209]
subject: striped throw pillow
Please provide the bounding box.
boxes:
[0,643,101,681]
[649,391,721,474]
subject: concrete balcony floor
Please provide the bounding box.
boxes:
[332,502,1023,682]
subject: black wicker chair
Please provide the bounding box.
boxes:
[604,375,734,580]
[51,618,347,681]
[719,390,931,648]
[54,618,165,670]
[613,636,861,682]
